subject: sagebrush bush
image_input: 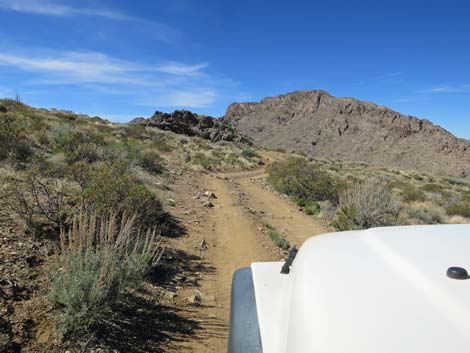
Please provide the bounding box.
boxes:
[49,212,162,337]
[267,158,341,204]
[81,162,167,230]
[332,179,402,231]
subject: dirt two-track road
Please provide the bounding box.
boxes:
[163,160,330,352]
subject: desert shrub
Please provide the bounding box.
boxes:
[304,202,321,216]
[421,183,444,193]
[267,158,341,204]
[295,197,307,207]
[81,162,166,230]
[124,124,147,140]
[401,186,426,203]
[241,148,258,159]
[5,173,77,237]
[265,223,290,250]
[407,202,445,224]
[52,126,104,163]
[138,150,166,174]
[332,179,402,231]
[193,152,219,171]
[446,202,470,218]
[49,212,162,337]
[151,137,174,152]
[0,113,34,163]
[199,131,211,140]
[200,158,217,170]
[0,103,6,113]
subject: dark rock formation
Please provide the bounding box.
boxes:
[130,110,251,144]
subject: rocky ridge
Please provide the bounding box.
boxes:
[224,90,470,178]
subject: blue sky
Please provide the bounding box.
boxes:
[0,1,470,137]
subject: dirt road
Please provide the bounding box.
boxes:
[165,166,330,352]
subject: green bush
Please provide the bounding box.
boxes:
[265,223,290,250]
[0,113,34,163]
[52,126,104,164]
[332,179,402,231]
[304,202,321,216]
[81,162,166,230]
[241,148,258,159]
[138,150,166,174]
[267,158,341,204]
[199,131,211,140]
[49,212,161,337]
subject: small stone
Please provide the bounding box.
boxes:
[187,293,202,306]
[203,191,217,199]
[202,200,214,208]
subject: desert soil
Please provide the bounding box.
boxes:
[162,160,330,352]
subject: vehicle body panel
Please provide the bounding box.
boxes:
[249,225,470,353]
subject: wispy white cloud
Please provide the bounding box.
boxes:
[425,85,470,94]
[156,62,208,76]
[0,51,207,85]
[0,0,134,20]
[0,0,182,43]
[0,48,228,109]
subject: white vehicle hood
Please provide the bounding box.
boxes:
[252,224,470,353]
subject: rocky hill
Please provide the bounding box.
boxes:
[131,110,251,144]
[224,90,470,178]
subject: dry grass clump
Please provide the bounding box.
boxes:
[49,212,163,337]
[332,179,402,231]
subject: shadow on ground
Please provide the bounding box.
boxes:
[92,247,221,352]
[96,289,199,353]
[162,216,187,239]
[150,248,216,291]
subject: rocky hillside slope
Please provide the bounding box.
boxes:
[224,90,470,178]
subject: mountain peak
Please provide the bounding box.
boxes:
[224,90,470,178]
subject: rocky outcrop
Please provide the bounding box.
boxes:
[130,110,251,144]
[224,90,470,178]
